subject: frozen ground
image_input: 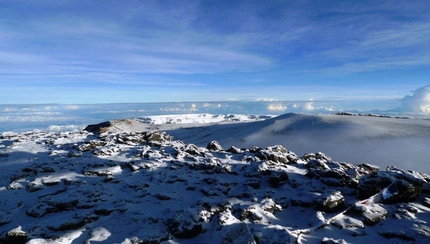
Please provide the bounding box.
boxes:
[1,113,430,243]
[102,113,430,174]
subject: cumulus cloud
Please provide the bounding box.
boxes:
[398,85,430,114]
[267,104,287,111]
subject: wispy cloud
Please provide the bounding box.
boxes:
[1,0,430,104]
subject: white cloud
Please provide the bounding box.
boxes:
[304,101,315,111]
[398,85,430,114]
[267,104,287,111]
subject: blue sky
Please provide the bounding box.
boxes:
[1,0,430,109]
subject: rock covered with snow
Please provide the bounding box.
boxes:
[1,126,430,243]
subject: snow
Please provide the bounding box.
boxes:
[0,113,430,243]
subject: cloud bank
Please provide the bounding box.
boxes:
[398,85,430,114]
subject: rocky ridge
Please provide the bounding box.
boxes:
[0,128,430,243]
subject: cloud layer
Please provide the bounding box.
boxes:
[398,85,430,114]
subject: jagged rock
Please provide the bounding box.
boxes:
[167,209,203,239]
[145,131,171,145]
[8,181,24,190]
[248,146,261,153]
[68,150,83,158]
[257,145,289,163]
[306,159,330,171]
[218,210,238,226]
[306,160,360,187]
[357,170,424,202]
[79,140,107,151]
[27,181,45,192]
[221,223,256,244]
[330,215,364,229]
[84,121,112,133]
[268,170,289,188]
[185,144,203,155]
[240,206,263,222]
[303,152,332,162]
[190,158,232,174]
[207,140,224,151]
[381,179,421,203]
[227,146,243,154]
[261,198,282,213]
[357,172,394,199]
[6,226,28,244]
[314,191,345,213]
[93,145,121,156]
[84,166,121,177]
[347,203,387,226]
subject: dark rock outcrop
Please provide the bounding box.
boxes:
[84,121,112,133]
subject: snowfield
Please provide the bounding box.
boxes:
[1,113,430,243]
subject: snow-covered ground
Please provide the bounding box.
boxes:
[95,113,430,174]
[1,113,430,243]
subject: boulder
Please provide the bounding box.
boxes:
[314,191,345,213]
[381,179,421,203]
[6,226,28,244]
[167,209,203,239]
[207,140,224,151]
[356,171,395,199]
[347,203,387,226]
[357,170,424,202]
